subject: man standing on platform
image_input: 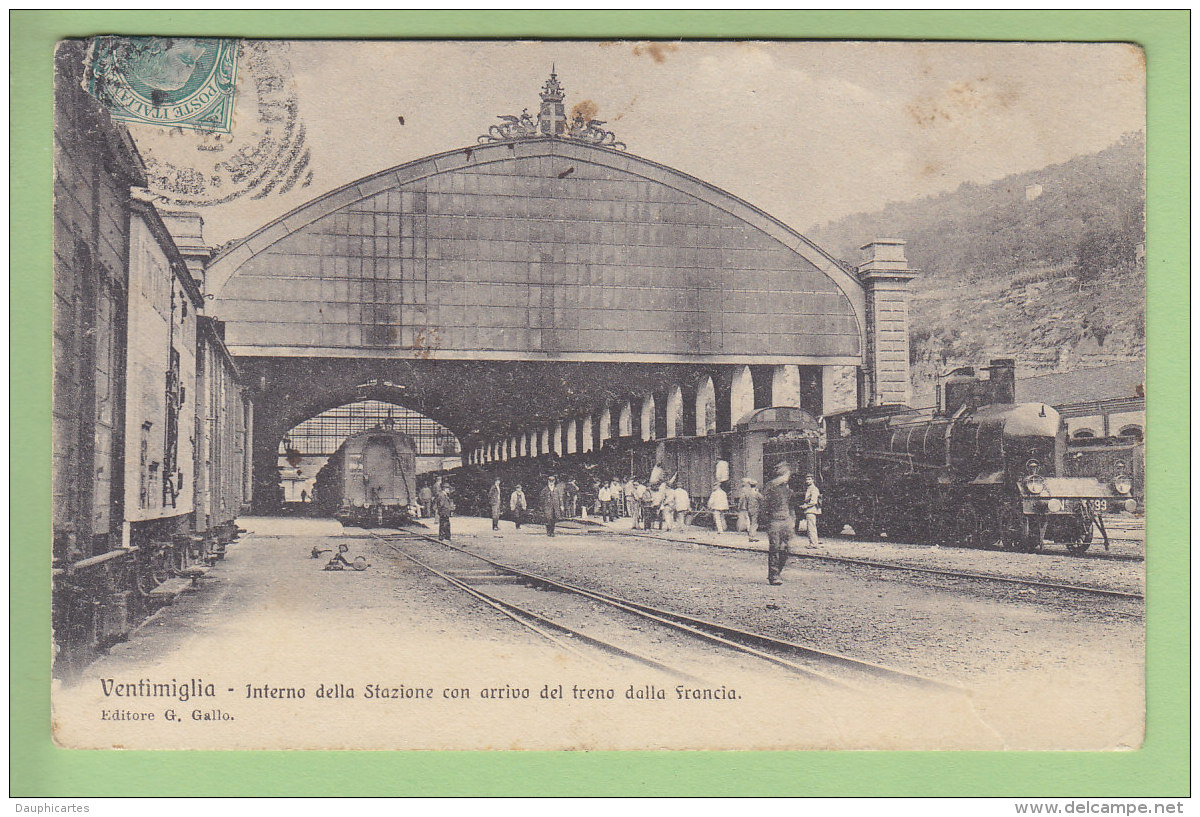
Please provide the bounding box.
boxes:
[565,479,579,518]
[435,482,455,542]
[763,462,794,585]
[672,482,691,531]
[737,478,761,542]
[509,483,527,529]
[488,477,503,531]
[418,482,433,518]
[707,482,729,533]
[540,476,561,537]
[801,473,821,547]
[597,480,612,522]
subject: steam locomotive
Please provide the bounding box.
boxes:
[816,359,1135,553]
[314,425,419,527]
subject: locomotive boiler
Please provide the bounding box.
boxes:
[818,359,1135,553]
[314,425,418,527]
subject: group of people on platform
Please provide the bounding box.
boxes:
[418,465,820,584]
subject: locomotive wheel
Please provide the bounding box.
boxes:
[1000,505,1042,553]
[929,508,958,546]
[853,517,882,540]
[822,515,846,538]
[956,505,992,549]
[849,496,882,540]
[1065,511,1095,555]
[886,518,914,544]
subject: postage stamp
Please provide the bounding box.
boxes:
[84,36,238,132]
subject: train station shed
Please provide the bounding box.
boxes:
[199,72,918,507]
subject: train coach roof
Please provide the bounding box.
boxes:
[735,406,820,433]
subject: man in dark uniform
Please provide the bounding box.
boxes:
[488,477,503,531]
[763,462,794,585]
[435,483,455,542]
[539,476,561,537]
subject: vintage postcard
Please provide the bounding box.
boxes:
[47,37,1150,755]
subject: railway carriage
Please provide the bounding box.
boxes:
[315,426,419,527]
[53,46,254,675]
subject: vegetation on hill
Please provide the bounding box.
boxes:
[808,132,1146,403]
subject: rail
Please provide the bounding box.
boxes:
[367,527,964,693]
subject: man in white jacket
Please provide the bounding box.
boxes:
[707,483,729,533]
[801,474,821,546]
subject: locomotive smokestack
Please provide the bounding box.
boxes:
[985,358,1016,405]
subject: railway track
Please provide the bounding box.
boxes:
[363,527,965,696]
[562,523,1145,603]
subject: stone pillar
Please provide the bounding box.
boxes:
[618,401,632,437]
[666,385,684,438]
[582,416,594,453]
[553,423,564,456]
[771,364,801,408]
[859,240,918,407]
[821,365,858,414]
[566,419,577,454]
[640,394,655,441]
[730,365,754,426]
[695,377,716,436]
[599,406,612,445]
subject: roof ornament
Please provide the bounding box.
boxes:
[478,68,626,150]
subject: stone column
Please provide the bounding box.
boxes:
[618,401,632,437]
[821,365,858,414]
[859,239,919,407]
[695,377,716,436]
[666,385,684,438]
[553,422,564,456]
[599,406,612,445]
[582,415,594,453]
[730,365,754,426]
[771,364,801,408]
[640,394,656,441]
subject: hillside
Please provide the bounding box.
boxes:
[808,133,1146,404]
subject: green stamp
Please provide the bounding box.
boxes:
[85,36,237,132]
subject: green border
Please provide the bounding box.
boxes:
[11,10,1189,797]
